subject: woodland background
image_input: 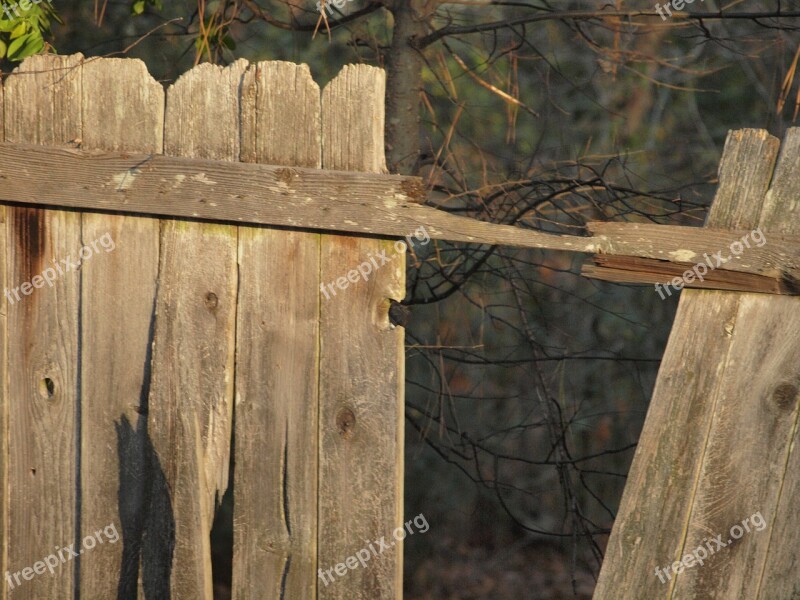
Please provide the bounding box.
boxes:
[6,1,800,597]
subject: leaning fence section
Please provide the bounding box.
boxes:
[0,54,404,600]
[594,129,800,598]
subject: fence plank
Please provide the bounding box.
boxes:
[3,54,83,600]
[148,61,246,598]
[593,128,781,598]
[318,65,405,600]
[0,75,6,600]
[753,127,800,597]
[233,61,322,600]
[78,57,163,599]
[670,127,800,598]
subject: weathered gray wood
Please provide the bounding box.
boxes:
[750,127,800,598]
[669,126,800,598]
[148,61,244,598]
[670,299,800,598]
[1,144,800,290]
[318,65,405,600]
[594,128,782,599]
[759,127,800,234]
[233,61,321,600]
[0,75,6,600]
[0,142,425,225]
[584,220,800,292]
[3,54,83,600]
[586,222,798,277]
[583,255,796,295]
[78,57,163,599]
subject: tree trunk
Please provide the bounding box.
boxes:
[385,1,427,175]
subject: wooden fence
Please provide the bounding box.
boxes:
[593,129,800,598]
[0,52,799,600]
[0,54,404,600]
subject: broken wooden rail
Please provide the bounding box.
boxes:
[1,142,799,295]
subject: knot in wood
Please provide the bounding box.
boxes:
[276,167,299,186]
[400,178,426,204]
[336,407,356,439]
[772,383,798,411]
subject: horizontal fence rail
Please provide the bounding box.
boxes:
[0,144,798,295]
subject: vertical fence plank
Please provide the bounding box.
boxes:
[79,57,163,599]
[752,128,800,598]
[671,128,800,598]
[594,129,781,598]
[3,54,83,600]
[0,75,6,600]
[233,61,322,600]
[149,61,245,598]
[318,65,405,600]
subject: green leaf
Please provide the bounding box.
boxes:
[10,21,27,39]
[222,35,235,50]
[131,0,145,15]
[7,33,29,59]
[17,33,44,59]
[0,0,60,59]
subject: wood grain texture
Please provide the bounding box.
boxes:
[582,255,797,295]
[586,222,799,279]
[233,61,322,600]
[584,220,800,290]
[78,57,163,599]
[318,65,405,600]
[0,75,6,600]
[0,143,425,227]
[2,144,800,288]
[148,61,245,599]
[759,127,800,235]
[670,296,800,598]
[593,128,781,599]
[669,127,800,599]
[3,54,83,600]
[751,127,800,599]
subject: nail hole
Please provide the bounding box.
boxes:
[39,377,55,400]
[205,292,218,310]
